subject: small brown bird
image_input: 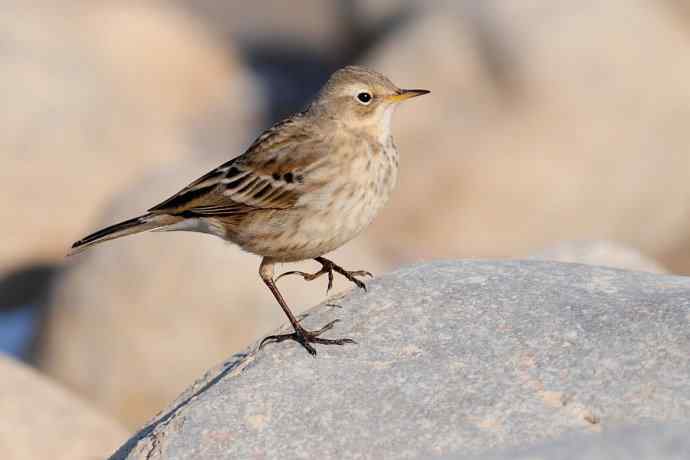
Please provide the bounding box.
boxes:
[69,65,429,355]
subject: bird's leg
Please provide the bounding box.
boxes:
[258,258,355,356]
[276,256,373,292]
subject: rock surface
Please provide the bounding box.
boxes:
[110,260,690,459]
[0,353,128,460]
[473,422,690,460]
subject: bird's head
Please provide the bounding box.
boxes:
[311,65,429,137]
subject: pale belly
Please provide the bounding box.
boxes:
[228,145,398,261]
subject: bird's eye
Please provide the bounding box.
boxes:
[356,92,372,104]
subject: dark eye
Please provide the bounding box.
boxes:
[357,92,372,104]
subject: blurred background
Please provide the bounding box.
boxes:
[2,0,690,431]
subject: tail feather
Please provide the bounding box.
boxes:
[69,213,179,255]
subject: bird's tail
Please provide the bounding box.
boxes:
[68,213,181,256]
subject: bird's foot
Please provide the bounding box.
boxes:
[276,257,373,292]
[330,264,373,292]
[259,319,356,356]
[276,264,335,291]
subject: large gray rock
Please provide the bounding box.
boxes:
[473,422,690,460]
[111,261,690,459]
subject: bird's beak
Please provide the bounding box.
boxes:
[388,89,430,102]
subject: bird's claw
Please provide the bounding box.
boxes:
[333,269,373,292]
[259,319,356,356]
[276,258,372,293]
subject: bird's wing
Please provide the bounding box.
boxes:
[148,116,325,216]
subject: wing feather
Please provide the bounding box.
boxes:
[148,113,320,217]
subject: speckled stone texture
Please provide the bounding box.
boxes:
[111,260,690,459]
[472,422,690,460]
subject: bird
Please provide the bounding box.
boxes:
[69,65,429,356]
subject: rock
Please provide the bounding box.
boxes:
[0,0,260,273]
[36,158,388,428]
[363,1,690,273]
[530,240,668,274]
[175,0,347,55]
[351,0,419,30]
[473,422,690,460]
[0,353,128,460]
[110,260,690,459]
[81,1,259,130]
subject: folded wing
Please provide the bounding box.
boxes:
[148,115,320,217]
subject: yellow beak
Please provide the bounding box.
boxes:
[388,89,431,102]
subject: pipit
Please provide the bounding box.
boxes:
[70,65,429,355]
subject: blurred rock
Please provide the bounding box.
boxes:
[473,422,690,460]
[175,0,347,56]
[351,0,422,31]
[110,260,690,459]
[0,0,260,274]
[81,1,258,130]
[36,158,388,428]
[363,1,690,273]
[530,240,668,274]
[0,353,127,460]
